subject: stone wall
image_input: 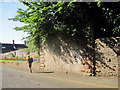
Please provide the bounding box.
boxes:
[0,48,39,61]
[40,36,119,76]
[40,34,94,76]
[0,37,119,76]
[95,38,119,76]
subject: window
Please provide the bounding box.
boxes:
[2,47,6,49]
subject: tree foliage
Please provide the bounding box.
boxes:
[9,2,120,52]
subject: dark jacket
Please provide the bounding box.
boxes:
[28,58,33,63]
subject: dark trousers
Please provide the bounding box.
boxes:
[28,62,32,68]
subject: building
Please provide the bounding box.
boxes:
[0,40,28,53]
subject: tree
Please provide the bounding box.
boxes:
[9,2,120,52]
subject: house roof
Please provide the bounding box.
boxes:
[14,44,28,48]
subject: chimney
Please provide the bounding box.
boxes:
[13,40,15,45]
[24,41,27,45]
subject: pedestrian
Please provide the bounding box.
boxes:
[28,56,33,73]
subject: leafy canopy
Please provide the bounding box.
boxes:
[9,2,120,52]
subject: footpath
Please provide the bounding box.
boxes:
[1,62,119,88]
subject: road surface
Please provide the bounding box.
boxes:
[1,63,118,88]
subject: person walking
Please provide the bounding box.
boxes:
[28,56,33,73]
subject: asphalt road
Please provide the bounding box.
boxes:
[1,63,118,88]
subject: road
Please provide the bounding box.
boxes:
[1,63,118,88]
